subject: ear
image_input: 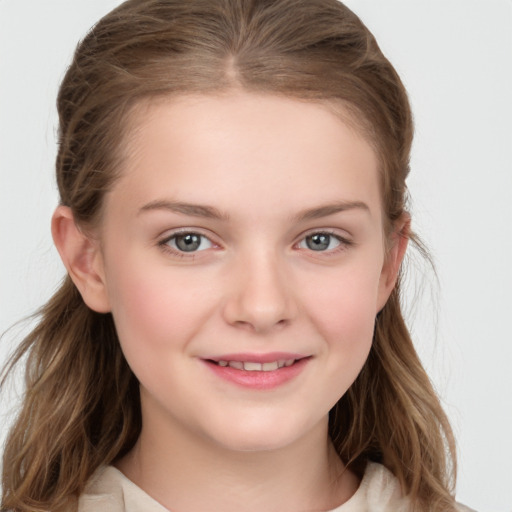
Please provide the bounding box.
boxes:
[51,206,111,313]
[376,213,411,312]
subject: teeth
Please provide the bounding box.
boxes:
[217,359,296,371]
[244,362,262,371]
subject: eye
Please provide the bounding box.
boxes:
[164,232,213,253]
[298,232,343,252]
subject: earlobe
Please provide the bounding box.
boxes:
[51,206,111,313]
[376,214,411,311]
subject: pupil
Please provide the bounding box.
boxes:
[176,234,201,252]
[307,233,330,251]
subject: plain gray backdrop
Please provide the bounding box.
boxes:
[1,1,511,511]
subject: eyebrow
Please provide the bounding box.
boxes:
[294,200,370,221]
[138,199,369,221]
[138,200,229,220]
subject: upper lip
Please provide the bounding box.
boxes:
[204,352,308,363]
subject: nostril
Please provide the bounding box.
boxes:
[221,270,297,332]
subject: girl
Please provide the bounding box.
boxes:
[1,1,474,511]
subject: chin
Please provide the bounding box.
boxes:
[219,435,289,453]
[201,413,326,454]
[212,434,297,454]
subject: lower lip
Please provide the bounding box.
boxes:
[203,358,310,390]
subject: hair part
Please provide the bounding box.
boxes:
[2,1,456,511]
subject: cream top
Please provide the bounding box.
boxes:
[78,462,473,512]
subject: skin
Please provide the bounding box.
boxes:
[53,92,408,512]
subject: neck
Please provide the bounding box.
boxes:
[116,399,359,511]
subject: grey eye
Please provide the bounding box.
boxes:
[168,233,212,252]
[300,233,341,251]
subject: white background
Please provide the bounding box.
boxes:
[0,1,511,511]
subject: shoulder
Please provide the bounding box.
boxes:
[330,463,476,512]
[456,504,477,512]
[330,462,410,512]
[78,463,475,512]
[77,466,125,512]
[78,466,169,512]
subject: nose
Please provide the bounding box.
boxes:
[222,250,297,333]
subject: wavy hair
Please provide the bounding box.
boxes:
[1,1,456,510]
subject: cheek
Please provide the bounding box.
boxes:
[301,261,382,358]
[104,256,214,358]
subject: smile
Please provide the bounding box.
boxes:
[203,355,310,390]
[215,359,296,371]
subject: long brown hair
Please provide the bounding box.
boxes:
[1,1,456,510]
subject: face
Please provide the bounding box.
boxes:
[90,92,399,452]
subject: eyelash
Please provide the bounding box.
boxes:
[295,230,353,256]
[158,230,216,259]
[157,229,353,258]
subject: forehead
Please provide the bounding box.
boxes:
[108,92,381,221]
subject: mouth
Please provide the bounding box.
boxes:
[202,354,310,390]
[208,358,299,372]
